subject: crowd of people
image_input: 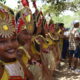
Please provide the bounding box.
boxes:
[0,0,80,80]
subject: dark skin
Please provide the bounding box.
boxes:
[0,33,34,80]
[0,34,19,63]
[21,30,41,61]
[17,30,36,80]
[68,22,80,69]
[17,30,35,58]
[74,23,79,28]
[17,30,32,45]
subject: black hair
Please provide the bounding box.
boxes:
[49,19,53,26]
[16,12,20,23]
[58,23,64,27]
[74,23,79,28]
[9,9,14,15]
[40,18,46,37]
[34,41,40,52]
[32,13,37,35]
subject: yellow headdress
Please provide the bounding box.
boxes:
[0,3,15,38]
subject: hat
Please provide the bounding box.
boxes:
[0,3,15,38]
[73,20,80,25]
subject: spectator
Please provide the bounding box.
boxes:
[68,20,80,70]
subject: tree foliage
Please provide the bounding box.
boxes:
[42,0,80,16]
[0,0,6,4]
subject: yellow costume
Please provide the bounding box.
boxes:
[31,36,41,55]
[34,34,56,71]
[0,3,29,80]
[18,46,31,65]
[28,35,43,80]
[46,32,61,66]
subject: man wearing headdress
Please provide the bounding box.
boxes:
[0,2,34,80]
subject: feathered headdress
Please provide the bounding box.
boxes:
[0,3,15,38]
[16,7,34,34]
[21,0,29,7]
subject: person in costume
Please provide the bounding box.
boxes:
[16,0,35,63]
[34,13,55,79]
[45,20,61,70]
[34,35,54,80]
[32,1,53,79]
[18,0,54,80]
[0,2,34,80]
[32,1,56,78]
[16,1,44,80]
[57,23,65,56]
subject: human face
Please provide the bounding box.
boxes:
[0,34,19,61]
[74,23,79,28]
[18,30,32,44]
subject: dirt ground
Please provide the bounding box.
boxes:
[54,61,80,80]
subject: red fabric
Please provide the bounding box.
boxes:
[12,17,15,27]
[44,23,49,31]
[37,18,42,27]
[21,0,29,7]
[35,9,39,16]
[9,76,25,80]
[17,18,25,33]
[36,11,44,27]
[33,1,37,8]
[39,11,43,15]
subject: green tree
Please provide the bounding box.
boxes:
[0,0,6,4]
[41,0,80,16]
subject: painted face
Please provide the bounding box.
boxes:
[0,34,19,61]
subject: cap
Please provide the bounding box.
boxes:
[73,20,80,25]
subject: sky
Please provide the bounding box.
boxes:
[5,0,43,9]
[5,0,43,13]
[5,0,19,9]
